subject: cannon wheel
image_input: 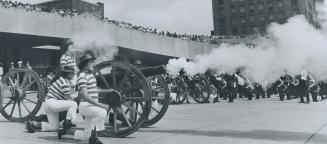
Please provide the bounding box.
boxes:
[173,77,188,104]
[0,68,44,122]
[143,75,170,127]
[191,84,211,104]
[95,61,151,138]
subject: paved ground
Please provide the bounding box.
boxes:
[1,96,327,144]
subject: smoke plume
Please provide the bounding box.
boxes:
[167,1,327,87]
[71,14,119,64]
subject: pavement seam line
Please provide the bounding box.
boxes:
[304,122,327,144]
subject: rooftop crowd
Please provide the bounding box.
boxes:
[0,0,79,17]
[0,0,257,45]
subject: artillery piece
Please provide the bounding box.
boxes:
[0,60,170,138]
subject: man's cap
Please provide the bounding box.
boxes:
[79,50,96,67]
[62,39,74,47]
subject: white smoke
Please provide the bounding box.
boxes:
[167,1,327,87]
[71,14,119,64]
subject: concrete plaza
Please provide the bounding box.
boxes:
[1,96,327,144]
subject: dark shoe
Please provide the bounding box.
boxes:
[58,128,65,139]
[213,99,220,103]
[58,120,73,139]
[298,101,305,103]
[109,113,114,125]
[25,120,35,133]
[186,101,190,104]
[63,120,75,128]
[89,136,103,144]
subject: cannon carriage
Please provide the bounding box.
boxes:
[0,60,170,138]
[172,72,212,104]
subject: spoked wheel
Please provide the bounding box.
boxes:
[171,77,187,104]
[0,68,44,122]
[94,61,151,138]
[143,75,170,127]
[191,83,211,104]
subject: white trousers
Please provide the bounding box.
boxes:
[74,102,107,141]
[41,99,77,131]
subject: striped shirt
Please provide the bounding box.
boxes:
[77,72,98,101]
[47,77,72,100]
[60,54,78,73]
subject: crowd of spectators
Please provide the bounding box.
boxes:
[104,17,258,45]
[0,0,79,17]
[0,0,257,45]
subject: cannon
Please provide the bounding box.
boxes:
[134,65,170,127]
[0,60,170,138]
[139,65,166,77]
[168,77,188,104]
[0,68,44,122]
[175,74,212,104]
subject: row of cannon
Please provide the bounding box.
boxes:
[0,61,171,137]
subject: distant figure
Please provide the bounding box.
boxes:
[26,61,32,70]
[0,63,3,79]
[26,61,32,84]
[18,61,23,68]
[9,62,15,70]
[45,68,56,86]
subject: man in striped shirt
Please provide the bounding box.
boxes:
[71,51,109,144]
[60,39,78,99]
[26,66,77,133]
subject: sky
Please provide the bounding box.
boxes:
[15,0,213,35]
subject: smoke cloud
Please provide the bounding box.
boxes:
[71,14,119,64]
[167,1,327,87]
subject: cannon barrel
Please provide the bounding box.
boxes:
[139,65,166,77]
[95,65,167,89]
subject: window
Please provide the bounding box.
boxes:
[219,29,226,35]
[218,0,224,5]
[268,14,275,21]
[240,18,246,24]
[259,26,266,33]
[278,12,284,20]
[231,18,238,25]
[249,16,255,23]
[258,3,264,11]
[267,0,274,10]
[218,8,224,14]
[240,6,246,13]
[219,18,226,26]
[277,0,284,8]
[291,0,298,6]
[249,5,254,11]
[232,27,238,35]
[259,15,265,22]
[240,27,247,34]
[230,6,237,14]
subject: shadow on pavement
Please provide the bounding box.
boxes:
[139,129,327,143]
[38,136,81,144]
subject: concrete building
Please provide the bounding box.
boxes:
[212,0,318,36]
[36,0,104,19]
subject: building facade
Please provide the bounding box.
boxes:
[36,0,104,19]
[212,0,318,36]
